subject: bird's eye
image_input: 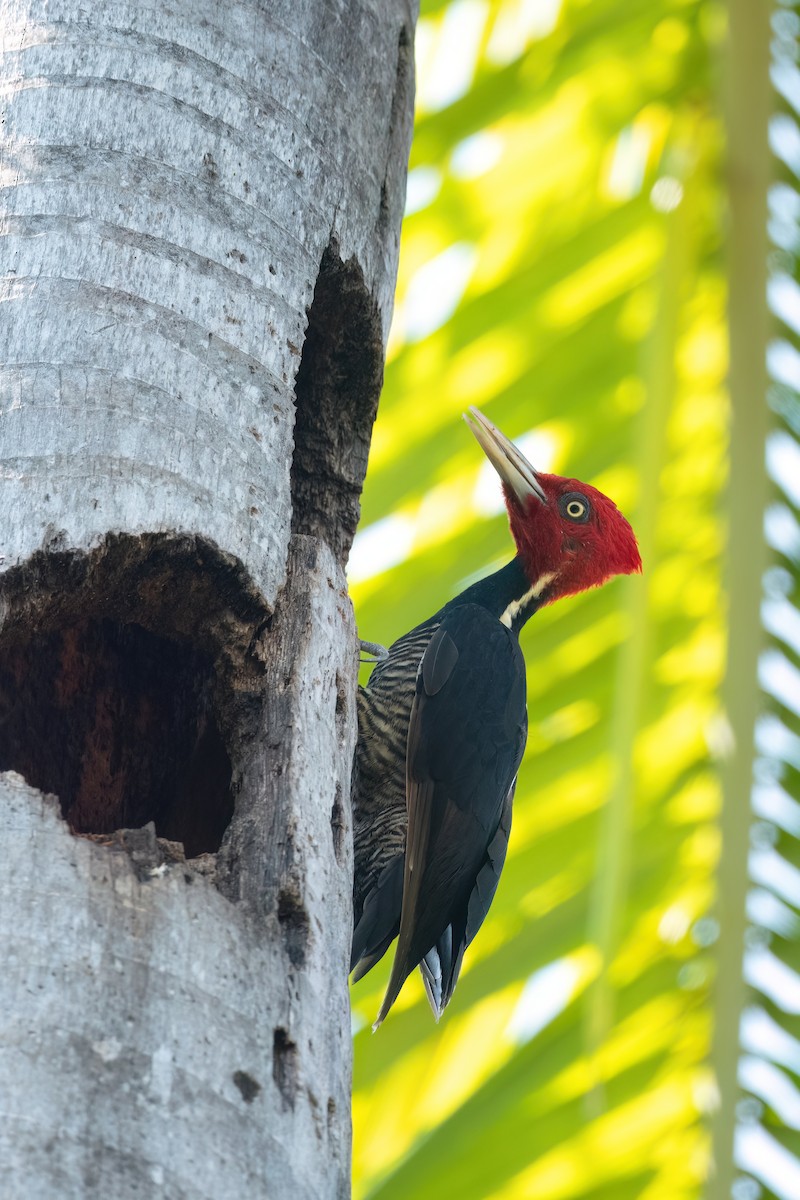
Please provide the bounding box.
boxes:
[560,492,590,523]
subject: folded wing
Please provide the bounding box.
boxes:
[374,604,527,1027]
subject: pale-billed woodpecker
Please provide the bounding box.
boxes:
[352,407,641,1027]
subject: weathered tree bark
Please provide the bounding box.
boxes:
[0,1,415,1195]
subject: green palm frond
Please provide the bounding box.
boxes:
[348,1,783,1197]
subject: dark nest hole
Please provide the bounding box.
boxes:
[0,618,233,857]
[291,240,384,564]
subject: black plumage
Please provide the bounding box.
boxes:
[352,557,539,1025]
[351,406,641,1026]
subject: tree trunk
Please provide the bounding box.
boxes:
[0,1,416,1195]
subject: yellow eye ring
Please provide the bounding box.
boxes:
[560,491,591,522]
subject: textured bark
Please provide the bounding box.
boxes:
[0,0,415,1194]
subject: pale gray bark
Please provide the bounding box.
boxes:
[0,0,415,1195]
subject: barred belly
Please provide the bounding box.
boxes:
[352,619,439,921]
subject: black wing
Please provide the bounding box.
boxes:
[374,604,527,1027]
[420,779,515,1017]
[350,854,403,982]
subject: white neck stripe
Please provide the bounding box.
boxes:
[500,571,556,629]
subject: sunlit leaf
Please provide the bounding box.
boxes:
[348,1,794,1198]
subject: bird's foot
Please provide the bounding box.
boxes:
[359,639,389,663]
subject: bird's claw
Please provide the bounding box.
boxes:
[359,639,389,664]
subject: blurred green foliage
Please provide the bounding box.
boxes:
[350,1,732,1196]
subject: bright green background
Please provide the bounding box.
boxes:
[349,2,796,1197]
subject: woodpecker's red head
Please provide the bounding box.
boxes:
[464,407,642,604]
